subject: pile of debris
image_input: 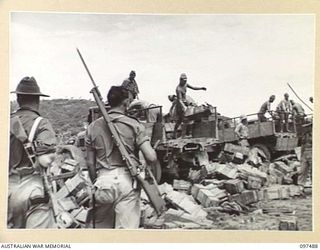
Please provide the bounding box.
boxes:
[141,143,309,230]
[49,145,92,228]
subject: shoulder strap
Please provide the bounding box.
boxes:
[28,116,43,142]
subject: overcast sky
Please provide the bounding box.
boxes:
[10,12,314,117]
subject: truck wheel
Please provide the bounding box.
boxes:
[251,143,271,161]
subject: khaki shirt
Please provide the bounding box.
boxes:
[9,107,57,171]
[122,78,139,98]
[277,99,292,112]
[235,122,249,139]
[85,110,149,169]
[176,84,188,102]
[292,103,305,116]
[259,101,271,115]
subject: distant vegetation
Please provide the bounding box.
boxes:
[10,99,96,136]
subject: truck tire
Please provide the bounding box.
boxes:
[251,143,271,161]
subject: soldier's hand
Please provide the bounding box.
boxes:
[38,153,55,168]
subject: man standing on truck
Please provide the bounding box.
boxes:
[276,93,292,132]
[85,86,157,228]
[235,115,250,147]
[290,100,306,125]
[122,70,139,100]
[173,73,207,138]
[9,77,57,228]
[257,95,276,122]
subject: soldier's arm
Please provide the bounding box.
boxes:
[86,146,97,183]
[85,126,97,183]
[288,102,293,112]
[140,141,157,164]
[135,80,140,94]
[136,123,157,164]
[34,118,57,168]
[122,79,130,90]
[35,118,57,156]
[234,124,241,138]
[267,103,273,115]
[187,84,206,91]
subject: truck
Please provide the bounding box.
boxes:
[76,103,308,183]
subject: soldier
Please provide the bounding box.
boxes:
[173,73,207,138]
[122,70,139,100]
[290,100,306,125]
[235,115,249,147]
[85,86,157,228]
[257,95,275,122]
[298,123,312,187]
[9,76,57,228]
[309,96,313,103]
[128,99,160,122]
[276,93,292,132]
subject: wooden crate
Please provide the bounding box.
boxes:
[231,190,258,205]
[279,217,298,231]
[246,176,262,190]
[223,179,245,194]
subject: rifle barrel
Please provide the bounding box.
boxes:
[76,48,165,215]
[76,48,98,88]
[287,82,313,112]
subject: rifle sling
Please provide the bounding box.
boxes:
[109,115,141,167]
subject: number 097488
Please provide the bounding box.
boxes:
[300,244,318,248]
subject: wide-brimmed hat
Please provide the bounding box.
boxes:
[240,114,247,121]
[11,77,49,97]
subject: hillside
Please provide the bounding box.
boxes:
[10,99,96,135]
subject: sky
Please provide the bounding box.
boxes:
[10,12,315,117]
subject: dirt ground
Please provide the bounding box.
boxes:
[206,194,312,231]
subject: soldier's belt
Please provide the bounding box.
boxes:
[30,194,49,206]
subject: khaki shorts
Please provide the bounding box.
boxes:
[93,168,141,229]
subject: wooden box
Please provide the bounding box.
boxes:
[246,176,262,190]
[223,179,245,194]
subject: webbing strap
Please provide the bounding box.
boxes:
[28,116,43,142]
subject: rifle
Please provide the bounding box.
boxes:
[76,48,166,215]
[287,83,313,112]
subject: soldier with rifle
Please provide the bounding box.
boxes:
[77,49,165,229]
[9,77,57,228]
[85,86,159,228]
